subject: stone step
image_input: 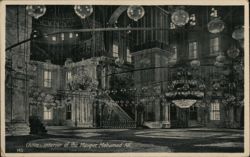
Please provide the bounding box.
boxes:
[143,121,163,128]
[6,122,30,136]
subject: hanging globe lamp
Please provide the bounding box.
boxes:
[207,18,225,34]
[215,54,226,62]
[190,59,200,68]
[171,8,190,27]
[127,5,145,21]
[227,47,240,59]
[214,61,224,67]
[238,39,244,49]
[26,5,46,19]
[74,5,93,19]
[232,26,244,40]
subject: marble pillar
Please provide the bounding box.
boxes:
[162,102,171,128]
[5,6,32,135]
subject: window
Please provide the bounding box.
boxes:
[44,70,52,88]
[52,36,56,41]
[112,44,119,58]
[44,105,53,120]
[190,105,197,120]
[170,22,176,29]
[66,103,72,120]
[61,33,64,41]
[170,104,177,120]
[170,46,177,62]
[66,71,72,82]
[189,41,198,59]
[210,101,220,120]
[126,48,132,63]
[69,33,73,38]
[210,37,219,54]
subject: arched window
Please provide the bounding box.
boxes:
[126,48,132,63]
[189,41,198,59]
[66,103,72,120]
[210,37,220,55]
[112,43,119,58]
[44,105,53,120]
[44,70,52,88]
[210,100,220,120]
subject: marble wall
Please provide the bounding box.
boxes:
[5,6,32,135]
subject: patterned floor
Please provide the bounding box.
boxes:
[5,127,244,153]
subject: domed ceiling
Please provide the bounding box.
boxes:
[30,5,114,65]
[29,6,244,65]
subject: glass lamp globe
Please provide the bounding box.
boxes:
[31,29,41,38]
[127,5,145,22]
[232,26,244,40]
[227,47,240,59]
[207,18,225,34]
[214,61,224,67]
[238,39,244,49]
[212,83,220,90]
[26,5,46,19]
[215,54,226,62]
[199,84,206,91]
[74,5,93,19]
[171,9,190,27]
[190,59,200,68]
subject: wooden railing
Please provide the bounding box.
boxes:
[100,120,136,128]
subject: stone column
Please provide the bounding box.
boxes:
[154,99,161,121]
[92,101,97,127]
[162,101,171,128]
[5,6,32,135]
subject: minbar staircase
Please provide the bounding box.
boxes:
[99,94,136,128]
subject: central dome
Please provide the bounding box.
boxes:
[31,5,93,65]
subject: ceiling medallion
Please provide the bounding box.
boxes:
[127,5,145,22]
[74,5,93,19]
[26,5,46,19]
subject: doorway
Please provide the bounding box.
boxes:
[170,105,198,128]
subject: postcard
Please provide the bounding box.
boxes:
[1,0,249,157]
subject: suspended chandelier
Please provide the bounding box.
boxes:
[207,8,225,34]
[227,47,240,59]
[232,26,244,40]
[232,26,244,49]
[171,7,190,27]
[214,50,226,68]
[26,5,46,19]
[74,5,93,19]
[127,5,145,22]
[165,67,205,100]
[207,18,225,34]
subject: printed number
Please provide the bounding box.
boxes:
[17,148,24,152]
